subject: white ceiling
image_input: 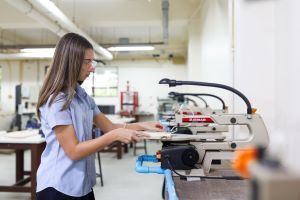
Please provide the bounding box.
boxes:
[0,0,202,59]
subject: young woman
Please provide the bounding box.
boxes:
[36,32,163,200]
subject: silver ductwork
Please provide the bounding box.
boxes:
[4,0,113,60]
[162,0,169,44]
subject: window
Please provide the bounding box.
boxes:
[82,66,118,97]
[93,67,118,97]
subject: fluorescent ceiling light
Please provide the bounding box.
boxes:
[30,0,113,60]
[108,46,155,52]
[35,0,65,20]
[0,52,54,60]
[20,48,55,58]
[21,48,55,54]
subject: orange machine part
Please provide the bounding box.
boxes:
[232,148,258,178]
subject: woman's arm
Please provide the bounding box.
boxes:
[93,113,164,133]
[123,121,164,132]
[54,124,141,161]
[93,113,125,133]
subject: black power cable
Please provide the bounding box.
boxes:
[165,156,243,181]
[160,78,252,115]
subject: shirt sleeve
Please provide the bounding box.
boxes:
[47,95,73,129]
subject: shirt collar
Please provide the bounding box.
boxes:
[75,83,87,97]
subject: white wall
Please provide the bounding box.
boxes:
[273,0,300,171]
[235,0,300,171]
[234,0,275,124]
[0,60,50,130]
[187,0,300,171]
[0,61,20,113]
[0,61,20,130]
[188,0,233,110]
[233,0,276,142]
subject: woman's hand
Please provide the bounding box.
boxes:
[137,121,164,132]
[110,128,150,144]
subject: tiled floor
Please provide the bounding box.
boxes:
[0,141,164,200]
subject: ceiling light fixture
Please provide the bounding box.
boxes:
[107,45,155,52]
[19,48,55,58]
[0,52,53,60]
[20,48,55,54]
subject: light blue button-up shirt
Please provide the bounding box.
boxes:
[36,84,100,197]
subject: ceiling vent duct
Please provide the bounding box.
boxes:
[4,0,113,60]
[162,0,169,44]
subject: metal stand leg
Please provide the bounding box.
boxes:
[96,152,104,187]
[133,143,137,156]
[162,177,166,199]
[143,140,147,155]
[133,139,148,156]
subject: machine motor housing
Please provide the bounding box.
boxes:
[160,144,199,170]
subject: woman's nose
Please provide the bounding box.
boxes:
[89,65,95,72]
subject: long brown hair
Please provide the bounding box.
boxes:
[36,33,93,119]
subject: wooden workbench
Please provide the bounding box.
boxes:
[0,130,46,200]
